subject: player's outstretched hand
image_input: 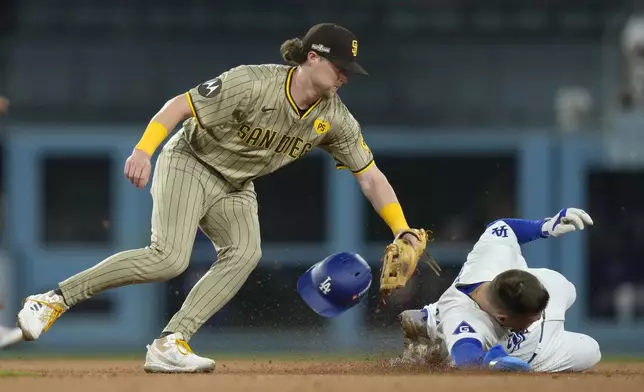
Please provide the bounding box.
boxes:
[541,207,594,237]
[124,149,152,188]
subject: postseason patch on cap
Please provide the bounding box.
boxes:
[197,78,222,98]
[311,43,331,53]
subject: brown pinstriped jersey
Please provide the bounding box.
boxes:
[182,64,373,188]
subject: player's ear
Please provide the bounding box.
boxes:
[307,51,320,63]
[496,314,507,326]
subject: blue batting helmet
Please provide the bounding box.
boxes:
[297,252,372,318]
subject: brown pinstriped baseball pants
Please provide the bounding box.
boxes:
[58,132,262,340]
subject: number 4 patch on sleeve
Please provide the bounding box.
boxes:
[453,321,477,335]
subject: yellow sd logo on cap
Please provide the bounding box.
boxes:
[314,119,331,135]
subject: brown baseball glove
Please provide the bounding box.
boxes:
[379,228,441,299]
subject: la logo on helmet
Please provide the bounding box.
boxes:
[319,276,332,295]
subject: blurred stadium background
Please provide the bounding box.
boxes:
[1,0,644,359]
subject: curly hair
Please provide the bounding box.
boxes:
[280,38,307,65]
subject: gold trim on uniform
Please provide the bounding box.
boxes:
[185,92,204,129]
[285,67,322,120]
[335,159,375,175]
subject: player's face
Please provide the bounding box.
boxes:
[309,53,348,98]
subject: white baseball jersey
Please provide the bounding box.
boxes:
[422,220,601,372]
[433,220,528,355]
[508,268,600,372]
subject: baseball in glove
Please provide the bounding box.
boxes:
[379,228,441,300]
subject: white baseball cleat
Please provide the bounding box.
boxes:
[390,307,448,367]
[17,291,69,341]
[390,309,432,366]
[400,309,431,344]
[143,333,216,373]
[0,325,24,349]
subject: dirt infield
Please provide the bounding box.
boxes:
[0,358,642,392]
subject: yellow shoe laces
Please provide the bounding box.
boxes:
[176,339,194,355]
[31,299,65,332]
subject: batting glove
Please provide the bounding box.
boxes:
[541,208,594,238]
[483,344,532,372]
[488,356,532,372]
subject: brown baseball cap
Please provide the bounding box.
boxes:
[302,23,368,76]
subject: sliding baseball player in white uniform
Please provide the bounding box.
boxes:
[394,207,602,372]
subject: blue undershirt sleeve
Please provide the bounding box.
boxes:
[488,219,547,245]
[450,338,485,368]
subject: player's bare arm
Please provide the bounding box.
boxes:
[354,164,411,239]
[353,163,441,296]
[322,105,439,293]
[124,94,193,188]
[320,113,420,244]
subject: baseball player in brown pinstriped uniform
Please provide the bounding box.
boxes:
[17,23,429,373]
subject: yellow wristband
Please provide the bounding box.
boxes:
[379,202,410,236]
[135,121,169,156]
